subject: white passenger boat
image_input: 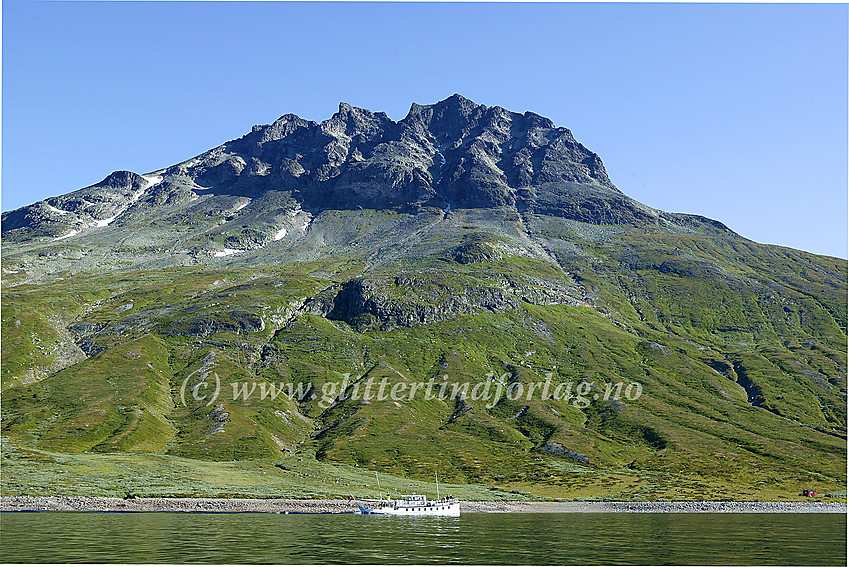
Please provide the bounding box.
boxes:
[356,494,460,516]
[354,472,460,516]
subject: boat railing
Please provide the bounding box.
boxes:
[358,496,459,507]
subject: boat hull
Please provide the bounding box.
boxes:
[357,501,460,517]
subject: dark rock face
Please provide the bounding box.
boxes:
[1,204,61,238]
[538,442,591,464]
[396,95,618,211]
[324,276,520,331]
[186,92,635,226]
[95,170,147,191]
[318,270,582,332]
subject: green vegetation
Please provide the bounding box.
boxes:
[2,226,845,501]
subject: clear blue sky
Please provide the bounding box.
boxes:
[3,2,847,258]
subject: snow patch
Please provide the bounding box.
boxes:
[234,199,252,212]
[274,227,288,240]
[54,229,79,241]
[47,204,72,216]
[287,207,302,217]
[213,248,245,257]
[91,218,114,228]
[434,148,446,186]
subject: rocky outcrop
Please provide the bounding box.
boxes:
[451,237,502,264]
[163,310,264,338]
[315,270,583,332]
[538,442,591,464]
[323,277,519,331]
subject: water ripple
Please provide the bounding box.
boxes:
[0,512,844,565]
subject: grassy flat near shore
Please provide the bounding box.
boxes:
[1,441,844,502]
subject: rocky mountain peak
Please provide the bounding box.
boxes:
[431,92,482,119]
[324,102,393,140]
[255,113,315,143]
[2,95,736,257]
[97,170,147,191]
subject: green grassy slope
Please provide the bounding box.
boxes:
[2,226,845,501]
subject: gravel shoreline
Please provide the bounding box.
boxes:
[1,496,844,514]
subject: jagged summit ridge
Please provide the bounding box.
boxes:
[5,95,621,226]
[1,94,735,278]
[204,93,620,211]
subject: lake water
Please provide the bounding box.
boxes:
[0,512,844,564]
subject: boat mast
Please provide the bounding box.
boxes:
[376,472,381,500]
[435,471,440,500]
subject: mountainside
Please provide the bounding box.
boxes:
[2,95,845,501]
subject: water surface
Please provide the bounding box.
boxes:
[0,512,844,564]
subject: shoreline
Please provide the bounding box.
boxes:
[1,497,844,514]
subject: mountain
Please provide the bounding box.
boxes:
[2,94,732,277]
[2,95,845,501]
